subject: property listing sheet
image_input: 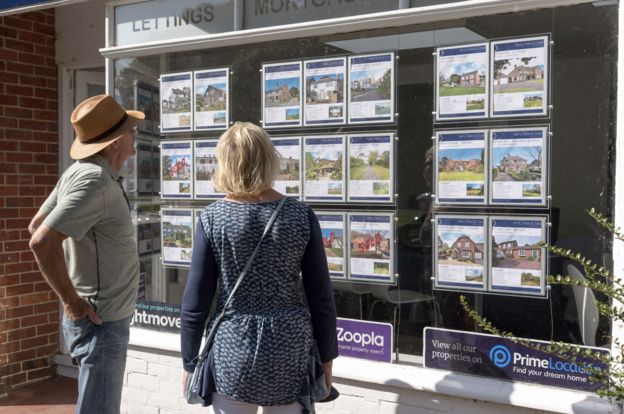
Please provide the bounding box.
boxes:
[194,68,229,130]
[160,141,193,199]
[436,43,489,120]
[349,213,394,283]
[303,136,345,202]
[490,127,547,206]
[136,140,154,195]
[161,209,194,267]
[348,133,394,202]
[262,62,302,128]
[435,130,487,205]
[194,140,224,199]
[272,137,302,199]
[121,150,136,193]
[434,216,487,291]
[490,217,546,296]
[160,72,193,132]
[316,212,347,279]
[348,53,395,124]
[304,57,347,126]
[491,36,549,117]
[135,80,155,133]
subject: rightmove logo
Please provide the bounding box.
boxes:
[489,345,512,368]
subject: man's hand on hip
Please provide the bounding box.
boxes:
[64,298,103,325]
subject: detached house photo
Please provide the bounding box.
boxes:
[276,155,299,180]
[195,153,218,180]
[264,78,300,107]
[492,237,543,270]
[306,74,344,104]
[161,87,191,113]
[196,84,226,111]
[450,234,484,264]
[438,147,485,182]
[437,58,487,97]
[493,145,542,182]
[503,64,544,84]
[493,55,546,98]
[438,232,485,266]
[459,70,485,87]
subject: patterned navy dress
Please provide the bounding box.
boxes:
[181,198,337,410]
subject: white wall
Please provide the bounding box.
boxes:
[55,0,105,65]
[121,347,575,414]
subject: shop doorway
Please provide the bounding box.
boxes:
[59,66,105,172]
[56,65,104,376]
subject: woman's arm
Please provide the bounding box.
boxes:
[301,209,339,363]
[180,218,218,373]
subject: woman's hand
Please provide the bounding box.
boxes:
[182,370,189,397]
[322,360,333,397]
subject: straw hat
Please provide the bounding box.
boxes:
[70,94,145,160]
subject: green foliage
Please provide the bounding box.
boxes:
[461,208,624,401]
[378,69,392,98]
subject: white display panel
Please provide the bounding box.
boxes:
[160,72,193,132]
[489,216,547,296]
[262,61,303,128]
[434,130,488,205]
[161,209,194,268]
[160,141,193,199]
[272,136,302,200]
[303,135,346,202]
[347,133,394,203]
[136,139,156,195]
[347,52,395,124]
[490,127,548,206]
[194,68,229,130]
[348,213,395,284]
[304,57,347,126]
[490,35,549,118]
[434,215,488,292]
[435,42,489,121]
[316,211,347,280]
[194,140,224,199]
[134,80,156,134]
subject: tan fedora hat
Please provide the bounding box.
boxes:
[70,94,145,160]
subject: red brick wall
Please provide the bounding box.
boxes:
[0,9,60,392]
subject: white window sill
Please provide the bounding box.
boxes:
[128,328,618,414]
[333,357,619,414]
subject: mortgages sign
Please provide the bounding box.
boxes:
[424,327,609,392]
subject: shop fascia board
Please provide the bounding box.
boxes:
[0,0,93,16]
[100,0,594,59]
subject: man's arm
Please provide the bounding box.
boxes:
[28,209,49,236]
[29,223,102,324]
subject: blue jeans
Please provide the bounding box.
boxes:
[62,316,131,414]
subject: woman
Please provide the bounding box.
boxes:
[181,122,338,414]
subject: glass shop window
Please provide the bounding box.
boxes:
[115,1,617,362]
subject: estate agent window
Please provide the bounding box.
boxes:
[114,2,617,365]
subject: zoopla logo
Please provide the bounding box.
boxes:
[489,345,512,368]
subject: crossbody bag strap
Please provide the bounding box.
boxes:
[195,197,287,362]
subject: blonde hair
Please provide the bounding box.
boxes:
[214,122,279,197]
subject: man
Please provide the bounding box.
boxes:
[29,94,144,414]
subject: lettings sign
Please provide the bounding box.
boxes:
[114,0,235,46]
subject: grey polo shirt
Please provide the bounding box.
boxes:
[40,155,139,322]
